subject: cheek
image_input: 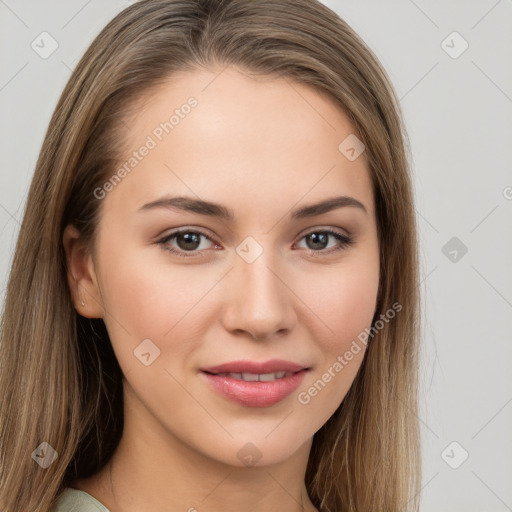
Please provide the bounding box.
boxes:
[335,270,378,342]
[98,246,219,369]
[298,259,379,350]
[102,245,200,327]
[292,258,378,423]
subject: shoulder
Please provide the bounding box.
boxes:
[51,487,111,512]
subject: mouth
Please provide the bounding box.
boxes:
[201,358,309,375]
[203,370,297,382]
[199,359,311,408]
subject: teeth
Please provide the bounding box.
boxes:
[242,372,259,381]
[218,371,292,381]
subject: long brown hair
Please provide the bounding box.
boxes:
[0,1,421,510]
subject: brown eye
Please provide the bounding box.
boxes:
[158,229,215,258]
[297,230,353,255]
[175,232,201,251]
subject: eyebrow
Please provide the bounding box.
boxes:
[138,195,368,220]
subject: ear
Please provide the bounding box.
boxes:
[62,224,104,318]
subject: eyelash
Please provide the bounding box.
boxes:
[157,228,354,259]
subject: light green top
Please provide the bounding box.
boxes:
[52,488,111,512]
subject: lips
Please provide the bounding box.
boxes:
[200,359,310,408]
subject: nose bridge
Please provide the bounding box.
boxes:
[222,240,295,339]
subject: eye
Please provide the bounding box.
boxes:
[157,229,218,258]
[295,229,354,256]
[157,228,354,259]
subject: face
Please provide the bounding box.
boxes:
[65,66,380,469]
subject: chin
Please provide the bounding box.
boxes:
[195,428,311,469]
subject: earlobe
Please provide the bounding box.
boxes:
[62,224,104,318]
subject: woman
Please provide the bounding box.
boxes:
[0,0,421,510]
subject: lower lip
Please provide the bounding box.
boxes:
[201,370,308,408]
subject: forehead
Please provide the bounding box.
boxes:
[103,66,374,220]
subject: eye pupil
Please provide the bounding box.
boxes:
[178,232,201,250]
[307,232,328,250]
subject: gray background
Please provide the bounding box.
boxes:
[1,1,511,510]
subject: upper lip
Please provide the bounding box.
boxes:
[201,359,309,375]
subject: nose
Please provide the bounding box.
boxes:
[221,251,297,341]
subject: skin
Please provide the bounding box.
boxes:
[63,66,380,512]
